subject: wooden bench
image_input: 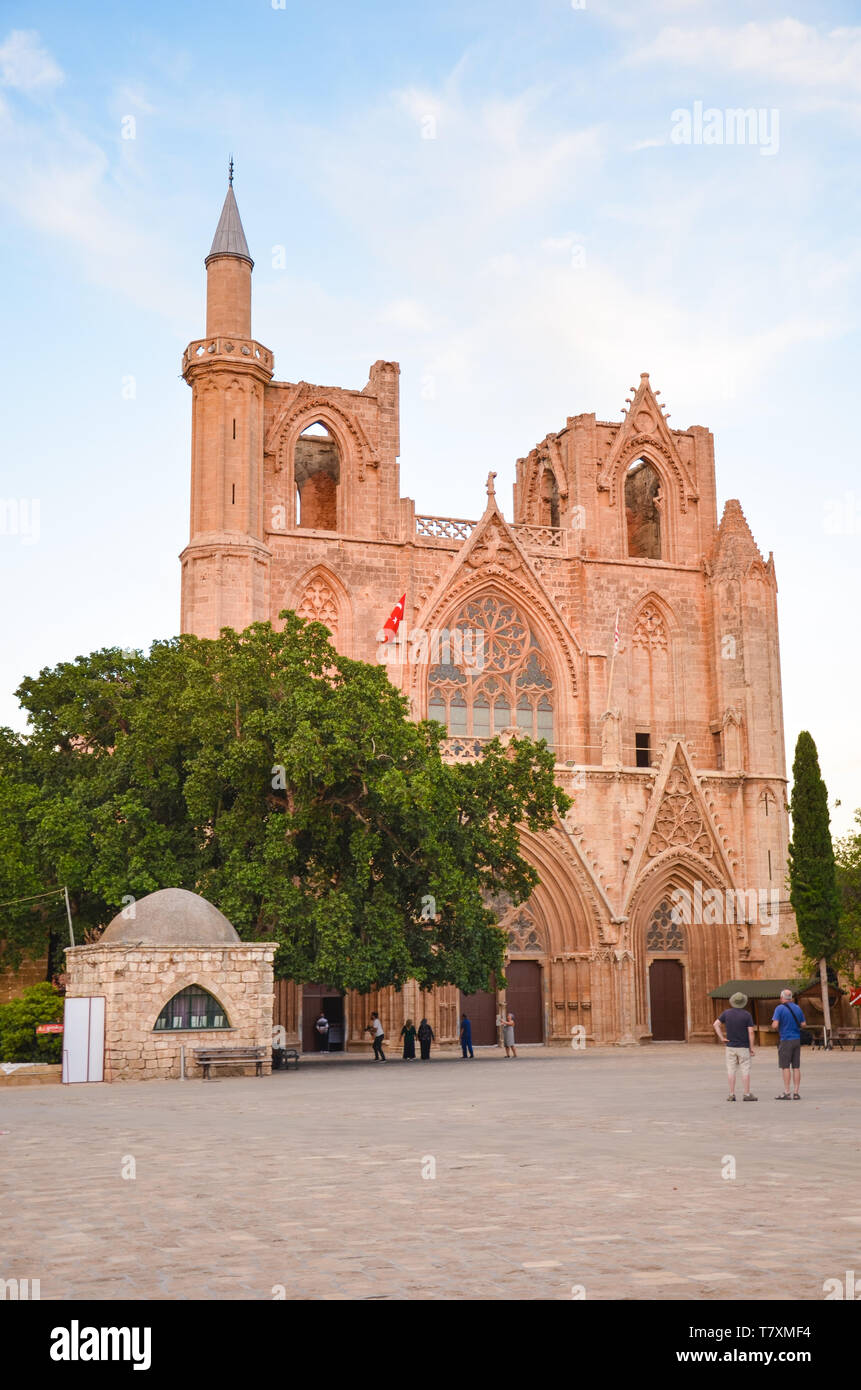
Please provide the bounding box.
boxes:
[272,1047,300,1071]
[834,1029,861,1052]
[193,1046,267,1079]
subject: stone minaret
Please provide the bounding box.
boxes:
[180,167,274,637]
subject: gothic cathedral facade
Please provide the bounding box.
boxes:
[181,179,794,1049]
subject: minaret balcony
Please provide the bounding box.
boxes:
[182,336,274,380]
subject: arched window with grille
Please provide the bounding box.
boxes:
[153,985,229,1031]
[427,594,555,748]
[645,899,687,953]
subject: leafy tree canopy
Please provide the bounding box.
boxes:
[0,616,571,993]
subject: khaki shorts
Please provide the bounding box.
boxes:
[725,1046,751,1077]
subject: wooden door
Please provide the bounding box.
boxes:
[505,961,543,1043]
[649,960,686,1040]
[459,988,498,1045]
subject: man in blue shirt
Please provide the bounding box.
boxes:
[771,989,805,1100]
[459,1013,474,1059]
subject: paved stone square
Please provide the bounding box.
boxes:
[1,1045,859,1301]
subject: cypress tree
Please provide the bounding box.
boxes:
[788,731,840,1041]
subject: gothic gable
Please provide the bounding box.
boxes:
[620,739,737,915]
[413,478,582,690]
[596,374,698,513]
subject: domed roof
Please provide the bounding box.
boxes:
[100,888,240,946]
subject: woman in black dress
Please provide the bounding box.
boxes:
[417,1017,434,1060]
[401,1018,417,1060]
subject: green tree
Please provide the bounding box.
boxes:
[0,616,570,994]
[0,981,64,1062]
[788,731,841,1039]
[835,811,861,988]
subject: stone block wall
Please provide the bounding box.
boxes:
[0,951,48,1004]
[65,944,275,1082]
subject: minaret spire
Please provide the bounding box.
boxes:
[206,165,252,266]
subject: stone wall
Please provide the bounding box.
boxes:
[0,951,48,1004]
[65,944,275,1082]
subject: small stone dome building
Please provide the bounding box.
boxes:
[65,889,275,1081]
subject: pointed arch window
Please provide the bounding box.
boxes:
[295,422,339,530]
[540,468,560,528]
[625,458,662,559]
[646,899,687,953]
[427,594,555,747]
[153,986,229,1031]
[296,571,340,636]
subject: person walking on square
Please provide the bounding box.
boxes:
[771,988,805,1099]
[401,1018,417,1060]
[417,1017,434,1061]
[712,991,757,1101]
[459,1013,474,1059]
[367,1011,386,1062]
[503,1011,517,1058]
[315,1011,330,1053]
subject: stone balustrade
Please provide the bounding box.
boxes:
[182,337,274,373]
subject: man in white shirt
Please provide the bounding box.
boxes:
[315,1012,330,1053]
[368,1011,386,1062]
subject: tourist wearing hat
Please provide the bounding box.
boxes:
[712,991,757,1101]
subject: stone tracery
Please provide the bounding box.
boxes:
[428,593,555,745]
[647,766,714,859]
[296,574,340,635]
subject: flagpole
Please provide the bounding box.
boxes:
[606,608,620,708]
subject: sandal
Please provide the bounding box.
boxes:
[793,1093,801,1099]
[775,1092,791,1100]
[726,1094,736,1101]
[743,1094,758,1102]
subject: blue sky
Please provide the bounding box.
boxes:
[0,0,859,833]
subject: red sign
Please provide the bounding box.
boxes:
[850,989,861,1008]
[36,1023,63,1034]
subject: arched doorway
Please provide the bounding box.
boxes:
[648,960,686,1040]
[646,898,687,1040]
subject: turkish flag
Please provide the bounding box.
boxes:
[379,593,406,643]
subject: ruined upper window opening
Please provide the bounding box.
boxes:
[625,457,662,560]
[539,468,560,528]
[295,421,339,529]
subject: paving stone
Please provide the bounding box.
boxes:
[0,1046,858,1300]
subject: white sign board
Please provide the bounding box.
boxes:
[62,997,105,1083]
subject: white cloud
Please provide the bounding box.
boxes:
[627,19,861,91]
[0,111,194,330]
[379,298,434,332]
[629,135,668,150]
[0,30,63,91]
